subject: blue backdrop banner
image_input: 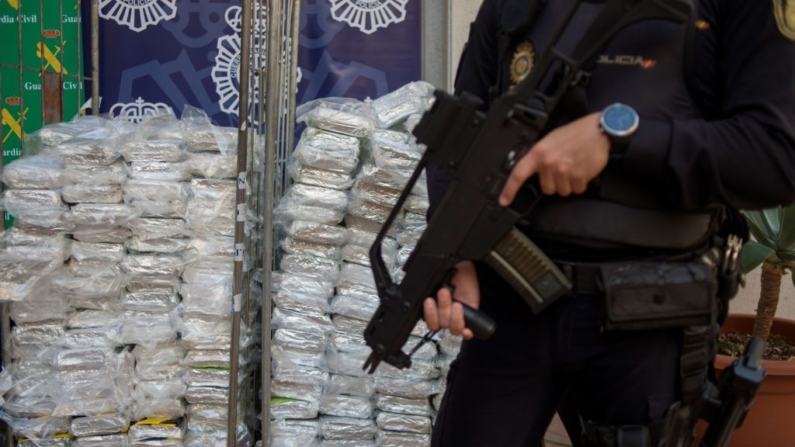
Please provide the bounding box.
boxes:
[85,0,421,126]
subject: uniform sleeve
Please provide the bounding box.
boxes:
[426,0,501,219]
[621,0,795,211]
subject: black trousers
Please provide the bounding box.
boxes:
[431,264,683,447]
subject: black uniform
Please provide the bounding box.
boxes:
[428,0,795,445]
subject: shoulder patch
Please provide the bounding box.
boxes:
[773,0,795,41]
[510,41,536,89]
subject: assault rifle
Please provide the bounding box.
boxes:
[363,0,694,373]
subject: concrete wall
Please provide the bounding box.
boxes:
[423,0,795,321]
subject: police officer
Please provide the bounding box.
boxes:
[423,0,795,445]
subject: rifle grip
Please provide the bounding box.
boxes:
[461,302,496,339]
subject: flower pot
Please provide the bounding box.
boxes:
[694,314,795,446]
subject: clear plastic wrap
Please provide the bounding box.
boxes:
[133,342,185,369]
[332,315,370,336]
[326,349,370,377]
[329,332,370,356]
[131,391,186,421]
[274,328,328,353]
[337,263,377,293]
[294,127,361,174]
[355,164,411,193]
[395,246,413,267]
[186,152,237,179]
[438,331,462,357]
[57,134,122,166]
[73,434,130,447]
[397,212,426,248]
[185,385,229,405]
[374,395,432,416]
[70,160,128,184]
[189,178,236,200]
[126,237,191,254]
[180,281,231,317]
[0,189,66,214]
[344,215,396,238]
[321,416,377,441]
[67,310,123,328]
[289,161,355,191]
[123,180,189,203]
[66,259,123,278]
[53,347,113,371]
[345,229,396,250]
[0,257,61,302]
[402,114,423,134]
[330,294,379,322]
[375,431,431,447]
[371,139,421,172]
[127,275,180,293]
[184,197,235,237]
[130,200,188,219]
[281,237,342,260]
[276,272,335,299]
[33,120,101,148]
[120,254,185,277]
[182,258,233,284]
[296,99,375,138]
[186,121,237,154]
[320,441,376,447]
[72,227,132,244]
[0,153,70,189]
[121,311,177,348]
[341,243,396,270]
[64,326,123,349]
[327,374,376,398]
[10,323,65,361]
[61,183,123,204]
[350,182,401,209]
[128,421,184,441]
[270,419,319,447]
[70,414,130,437]
[11,294,72,325]
[123,289,179,312]
[178,313,233,349]
[18,438,73,447]
[54,368,119,416]
[122,139,186,163]
[280,255,339,282]
[400,336,437,362]
[129,440,184,447]
[186,367,237,388]
[68,203,138,228]
[69,241,125,263]
[375,377,439,399]
[129,161,191,182]
[128,218,187,240]
[0,413,70,439]
[270,397,319,420]
[184,235,235,260]
[370,82,434,129]
[186,403,233,431]
[284,220,348,246]
[319,394,373,419]
[271,366,329,402]
[346,198,393,226]
[272,291,329,316]
[272,345,326,369]
[376,413,431,434]
[373,129,409,144]
[404,195,429,216]
[183,350,229,368]
[183,425,252,447]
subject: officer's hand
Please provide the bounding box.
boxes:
[499,112,610,205]
[423,260,480,340]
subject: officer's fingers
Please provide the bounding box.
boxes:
[554,167,572,197]
[539,164,557,195]
[437,288,453,329]
[571,178,588,195]
[499,151,539,207]
[450,302,466,336]
[462,328,474,341]
[424,298,439,332]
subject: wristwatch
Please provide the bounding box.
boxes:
[599,103,639,158]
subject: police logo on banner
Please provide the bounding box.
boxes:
[774,0,795,41]
[328,0,408,34]
[98,0,177,32]
[110,97,174,123]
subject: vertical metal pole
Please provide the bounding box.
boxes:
[261,0,284,438]
[90,0,98,114]
[228,0,253,442]
[0,61,12,447]
[17,0,24,154]
[285,0,300,160]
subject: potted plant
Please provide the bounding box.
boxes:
[706,204,795,446]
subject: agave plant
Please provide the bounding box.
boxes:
[741,203,795,340]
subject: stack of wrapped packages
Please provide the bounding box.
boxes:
[0,110,256,447]
[266,81,464,447]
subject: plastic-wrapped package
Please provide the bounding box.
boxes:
[185,385,229,404]
[186,124,238,154]
[344,215,396,238]
[61,183,123,204]
[186,368,237,388]
[55,270,124,308]
[319,394,374,419]
[128,218,187,240]
[121,311,177,348]
[126,236,190,254]
[284,220,348,246]
[296,99,375,138]
[184,197,235,237]
[294,127,361,173]
[0,153,70,189]
[271,366,328,402]
[0,257,60,302]
[123,289,180,312]
[67,310,123,329]
[373,129,409,144]
[350,182,401,209]
[182,258,233,284]
[346,228,397,250]
[374,395,432,416]
[402,114,423,134]
[129,161,191,181]
[64,326,123,349]
[68,203,138,228]
[332,315,370,336]
[399,336,436,362]
[327,374,376,398]
[438,332,462,357]
[11,294,73,324]
[4,226,65,247]
[131,392,186,421]
[18,439,73,447]
[375,377,439,399]
[273,328,327,353]
[272,291,329,316]
[404,195,428,216]
[397,212,426,247]
[270,419,319,447]
[341,243,396,270]
[320,441,376,447]
[189,178,236,200]
[54,369,119,416]
[73,434,130,447]
[129,440,184,447]
[0,413,69,439]
[183,350,229,368]
[128,421,184,441]
[356,164,411,193]
[395,246,413,266]
[120,254,185,277]
[337,263,377,293]
[124,180,189,203]
[186,152,236,179]
[346,198,393,226]
[180,282,231,317]
[131,200,188,219]
[0,189,65,214]
[70,160,128,184]
[122,139,186,163]
[183,425,252,447]
[70,241,125,263]
[58,135,121,166]
[270,397,319,420]
[177,313,232,349]
[53,347,113,371]
[10,324,65,360]
[321,416,377,441]
[371,139,421,172]
[185,403,232,432]
[275,185,349,226]
[329,332,369,356]
[272,345,325,369]
[276,272,335,299]
[73,227,132,244]
[376,431,431,447]
[127,275,180,294]
[282,237,342,260]
[132,342,185,371]
[280,255,339,282]
[370,82,434,129]
[184,235,235,260]
[376,413,431,434]
[326,349,370,377]
[11,206,72,231]
[330,294,379,322]
[290,161,355,191]
[70,414,130,437]
[66,259,123,278]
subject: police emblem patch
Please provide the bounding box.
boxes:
[773,0,795,41]
[510,41,535,88]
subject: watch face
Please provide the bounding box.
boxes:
[602,104,638,136]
